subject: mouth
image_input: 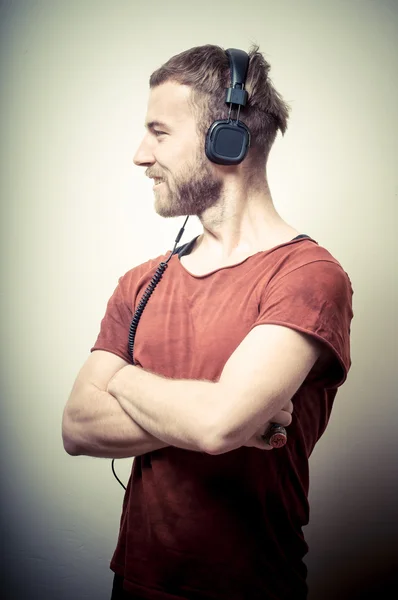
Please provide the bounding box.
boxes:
[152,177,165,188]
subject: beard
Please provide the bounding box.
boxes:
[154,150,224,218]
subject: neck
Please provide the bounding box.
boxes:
[196,175,296,259]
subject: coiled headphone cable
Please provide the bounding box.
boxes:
[111,217,189,490]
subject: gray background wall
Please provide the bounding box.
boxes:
[1,0,397,598]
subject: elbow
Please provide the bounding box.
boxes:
[62,432,80,456]
[202,396,244,455]
[203,436,239,455]
[202,421,241,456]
[204,434,241,455]
[62,413,80,456]
[63,442,80,456]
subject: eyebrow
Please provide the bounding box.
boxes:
[145,120,170,131]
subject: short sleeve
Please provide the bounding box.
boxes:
[90,274,133,363]
[251,259,354,388]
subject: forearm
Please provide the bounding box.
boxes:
[107,365,219,454]
[107,366,295,455]
[63,387,170,458]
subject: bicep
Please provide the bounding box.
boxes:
[216,324,322,447]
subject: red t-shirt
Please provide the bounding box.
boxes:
[91,235,353,600]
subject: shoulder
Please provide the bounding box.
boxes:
[117,250,172,291]
[272,238,352,288]
[284,237,344,265]
[257,239,354,386]
[261,238,354,332]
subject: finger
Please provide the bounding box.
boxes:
[252,438,274,451]
[282,399,294,413]
[270,409,292,427]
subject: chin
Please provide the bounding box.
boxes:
[155,202,178,219]
[154,197,186,219]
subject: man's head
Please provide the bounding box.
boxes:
[133,44,290,218]
[134,82,224,218]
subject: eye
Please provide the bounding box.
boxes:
[153,130,166,137]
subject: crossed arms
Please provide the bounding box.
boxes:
[62,323,323,457]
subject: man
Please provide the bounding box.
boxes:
[62,44,353,599]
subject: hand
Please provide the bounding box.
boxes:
[243,400,294,450]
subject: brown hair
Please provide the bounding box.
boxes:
[149,44,290,167]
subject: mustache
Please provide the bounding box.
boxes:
[146,170,166,179]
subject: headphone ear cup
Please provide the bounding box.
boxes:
[205,120,250,165]
[204,125,215,162]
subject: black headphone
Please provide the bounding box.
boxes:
[205,48,251,166]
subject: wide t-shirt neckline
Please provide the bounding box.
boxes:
[174,234,315,279]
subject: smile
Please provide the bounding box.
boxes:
[153,179,165,188]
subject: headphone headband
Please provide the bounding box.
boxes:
[225,49,249,107]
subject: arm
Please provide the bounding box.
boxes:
[107,367,221,454]
[107,324,321,455]
[62,351,171,458]
[63,350,293,458]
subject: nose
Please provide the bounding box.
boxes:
[133,134,155,167]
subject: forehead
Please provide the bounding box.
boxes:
[145,81,194,128]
